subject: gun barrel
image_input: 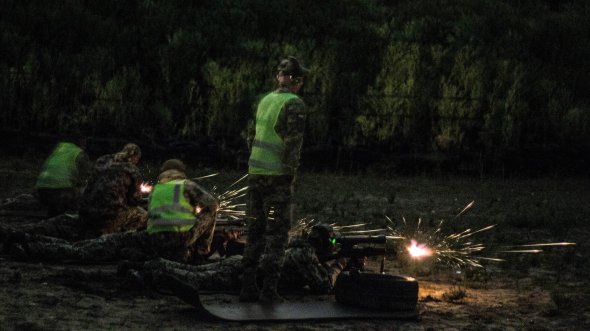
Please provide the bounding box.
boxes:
[335,246,389,261]
[216,218,247,227]
[336,235,386,245]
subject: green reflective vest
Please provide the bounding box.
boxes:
[146,180,197,234]
[248,92,298,175]
[36,142,82,189]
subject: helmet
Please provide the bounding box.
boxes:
[114,143,141,163]
[308,224,336,245]
[277,56,309,77]
[160,159,187,173]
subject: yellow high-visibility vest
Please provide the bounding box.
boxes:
[248,92,298,175]
[147,180,197,234]
[36,142,82,189]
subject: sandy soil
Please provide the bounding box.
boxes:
[1,171,589,330]
[0,240,587,331]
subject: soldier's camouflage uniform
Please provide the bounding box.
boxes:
[0,152,144,242]
[242,86,307,299]
[0,204,89,242]
[79,154,147,237]
[4,214,86,242]
[148,168,219,263]
[142,236,341,296]
[13,170,218,264]
[17,231,152,262]
[0,146,90,242]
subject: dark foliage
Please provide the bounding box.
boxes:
[1,0,589,175]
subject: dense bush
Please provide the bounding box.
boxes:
[1,0,588,174]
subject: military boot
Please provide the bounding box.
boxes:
[259,277,285,304]
[239,271,259,302]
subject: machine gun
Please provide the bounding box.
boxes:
[331,235,394,273]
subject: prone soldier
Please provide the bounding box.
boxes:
[0,142,142,244]
[6,159,218,264]
[126,223,347,305]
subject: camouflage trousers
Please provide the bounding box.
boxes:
[148,210,217,263]
[21,231,153,262]
[1,207,146,244]
[81,206,148,237]
[138,250,337,295]
[37,188,81,217]
[101,206,148,234]
[0,193,42,211]
[19,211,216,264]
[241,174,294,292]
[16,214,89,241]
[143,255,243,292]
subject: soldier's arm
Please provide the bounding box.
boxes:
[184,180,219,214]
[246,118,255,152]
[93,154,114,172]
[244,95,263,152]
[323,260,345,290]
[275,97,306,175]
[293,246,333,294]
[127,166,143,206]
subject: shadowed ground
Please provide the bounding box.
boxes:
[1,157,589,330]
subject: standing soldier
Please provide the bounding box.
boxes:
[240,56,309,303]
[35,133,91,217]
[79,143,147,237]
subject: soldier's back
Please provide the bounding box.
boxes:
[80,160,139,217]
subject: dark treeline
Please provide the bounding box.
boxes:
[1,0,589,176]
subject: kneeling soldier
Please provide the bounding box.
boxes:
[146,159,218,262]
[6,159,218,264]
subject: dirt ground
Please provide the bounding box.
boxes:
[0,253,587,331]
[1,161,589,330]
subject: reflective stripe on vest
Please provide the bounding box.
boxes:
[248,92,298,175]
[36,142,82,189]
[147,180,197,234]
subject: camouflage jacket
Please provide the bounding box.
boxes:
[247,87,307,175]
[79,158,143,218]
[280,237,341,294]
[92,154,116,173]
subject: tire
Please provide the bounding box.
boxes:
[334,270,418,311]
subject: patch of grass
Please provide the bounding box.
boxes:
[463,267,489,289]
[442,286,467,303]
